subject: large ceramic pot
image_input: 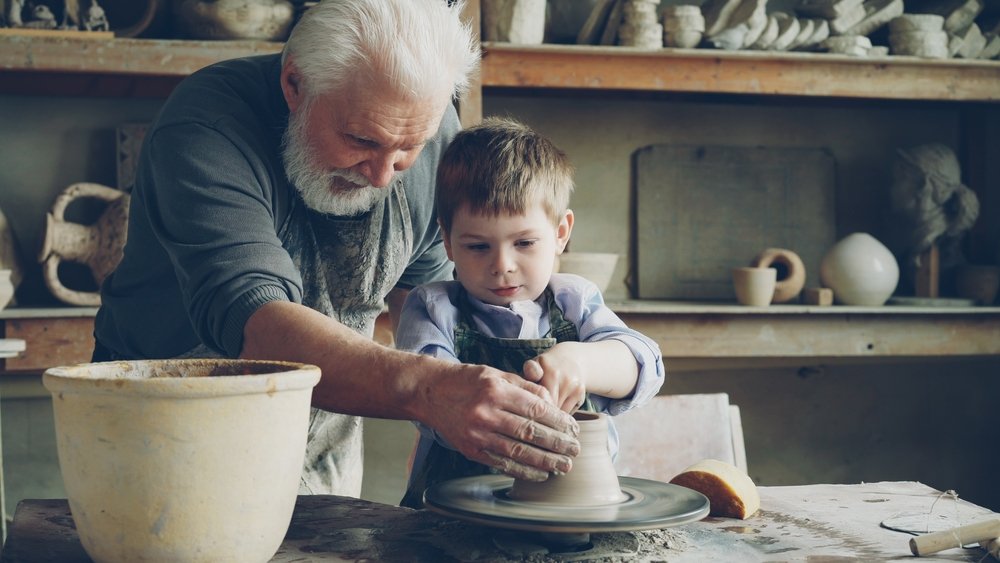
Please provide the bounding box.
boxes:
[819,233,899,306]
[43,359,321,563]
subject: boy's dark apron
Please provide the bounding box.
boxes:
[400,287,594,509]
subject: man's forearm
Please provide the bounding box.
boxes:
[240,300,433,419]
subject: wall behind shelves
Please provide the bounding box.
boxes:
[0,90,998,520]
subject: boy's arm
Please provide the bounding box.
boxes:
[529,275,666,413]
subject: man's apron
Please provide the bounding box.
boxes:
[181,178,413,497]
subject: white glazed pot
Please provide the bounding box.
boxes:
[43,359,321,563]
[819,233,899,306]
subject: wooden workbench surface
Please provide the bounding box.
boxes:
[2,481,996,561]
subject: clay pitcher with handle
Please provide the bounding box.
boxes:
[39,183,129,306]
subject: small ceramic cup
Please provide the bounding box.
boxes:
[732,267,777,306]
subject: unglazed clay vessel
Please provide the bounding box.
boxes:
[732,266,777,306]
[39,183,129,307]
[174,0,295,41]
[43,359,321,563]
[556,252,619,292]
[819,233,899,306]
[751,248,806,303]
[0,269,13,311]
[509,411,627,506]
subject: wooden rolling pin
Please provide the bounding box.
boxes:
[909,519,1000,556]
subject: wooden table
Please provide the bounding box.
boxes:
[1,481,997,561]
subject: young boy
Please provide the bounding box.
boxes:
[395,117,665,508]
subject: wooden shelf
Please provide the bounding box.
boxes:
[2,35,999,102]
[0,35,282,77]
[481,43,1000,102]
[610,301,1000,361]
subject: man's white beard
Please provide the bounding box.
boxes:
[281,106,391,216]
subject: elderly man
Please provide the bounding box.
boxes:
[94,0,579,497]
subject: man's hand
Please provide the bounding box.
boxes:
[420,363,581,481]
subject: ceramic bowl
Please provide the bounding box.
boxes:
[43,359,320,563]
[556,252,620,292]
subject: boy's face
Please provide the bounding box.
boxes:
[443,203,573,307]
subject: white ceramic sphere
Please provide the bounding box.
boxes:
[819,233,899,306]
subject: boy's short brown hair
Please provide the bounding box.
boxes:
[436,117,574,233]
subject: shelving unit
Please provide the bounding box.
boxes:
[1,34,999,362]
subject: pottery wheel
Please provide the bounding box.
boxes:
[423,475,710,534]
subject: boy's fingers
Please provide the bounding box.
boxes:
[522,359,543,383]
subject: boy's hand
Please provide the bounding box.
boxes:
[523,342,588,413]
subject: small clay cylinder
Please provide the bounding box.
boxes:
[751,248,806,303]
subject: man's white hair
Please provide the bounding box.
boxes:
[282,0,479,102]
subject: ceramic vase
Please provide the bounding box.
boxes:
[482,0,547,44]
[39,183,129,307]
[173,0,295,41]
[556,252,619,292]
[819,233,899,306]
[509,411,627,506]
[0,269,13,311]
[955,265,1000,305]
[43,359,321,563]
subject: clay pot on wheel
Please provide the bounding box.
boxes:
[39,183,130,307]
[509,411,627,506]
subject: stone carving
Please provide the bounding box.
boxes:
[39,183,130,307]
[886,143,980,291]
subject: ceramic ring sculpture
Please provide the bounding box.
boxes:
[751,248,806,303]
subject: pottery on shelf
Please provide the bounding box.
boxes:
[819,232,899,306]
[43,359,321,563]
[732,266,777,306]
[751,247,806,303]
[482,0,547,44]
[0,269,13,311]
[173,0,295,41]
[39,183,129,307]
[954,264,1000,305]
[509,411,627,506]
[556,252,620,292]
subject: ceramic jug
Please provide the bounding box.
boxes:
[39,183,129,307]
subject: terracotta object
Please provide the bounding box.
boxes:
[751,248,806,303]
[482,0,546,44]
[174,0,295,41]
[819,233,899,306]
[556,252,619,292]
[731,266,776,306]
[39,183,129,307]
[43,359,321,563]
[954,265,999,305]
[509,412,627,506]
[0,269,13,311]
